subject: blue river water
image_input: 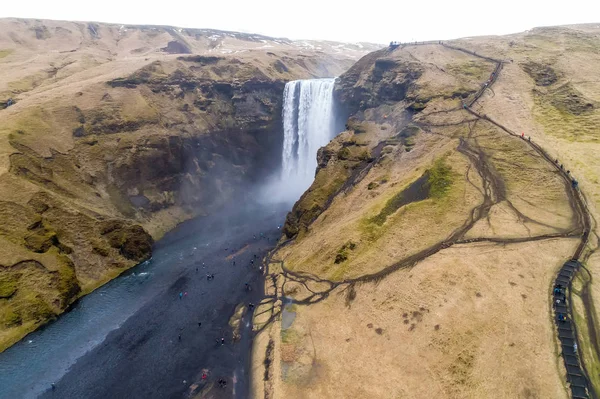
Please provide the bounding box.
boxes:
[0,202,286,399]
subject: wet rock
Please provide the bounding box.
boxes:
[101,221,153,261]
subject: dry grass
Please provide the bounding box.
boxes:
[254,25,600,399]
[261,239,575,399]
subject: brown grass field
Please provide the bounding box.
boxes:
[253,24,600,399]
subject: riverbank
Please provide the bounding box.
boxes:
[0,201,288,399]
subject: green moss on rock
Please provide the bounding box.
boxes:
[0,275,18,298]
[335,241,357,264]
[24,230,58,253]
[56,255,81,306]
[101,221,153,261]
[1,310,22,328]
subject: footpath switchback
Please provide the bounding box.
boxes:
[267,40,596,399]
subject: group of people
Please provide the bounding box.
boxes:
[554,284,568,324]
[516,134,579,189]
[553,158,579,188]
[389,40,445,48]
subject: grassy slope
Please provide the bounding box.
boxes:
[255,25,600,399]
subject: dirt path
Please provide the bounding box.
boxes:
[450,45,595,399]
[265,42,597,399]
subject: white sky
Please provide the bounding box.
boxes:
[2,0,599,43]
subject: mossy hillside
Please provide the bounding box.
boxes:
[326,156,463,281]
[0,275,18,299]
[448,60,492,81]
[408,84,477,111]
[408,57,492,109]
[0,49,14,59]
[0,194,151,352]
[428,158,453,198]
[283,165,349,240]
[359,155,461,243]
[532,85,600,142]
[0,255,74,351]
[2,106,56,141]
[283,137,372,240]
[559,29,600,53]
[370,158,453,226]
[108,61,168,88]
[303,150,465,281]
[78,91,160,137]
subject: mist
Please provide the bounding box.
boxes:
[257,78,339,206]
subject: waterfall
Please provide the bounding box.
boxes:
[281,78,336,194]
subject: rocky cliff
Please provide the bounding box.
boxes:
[0,18,375,351]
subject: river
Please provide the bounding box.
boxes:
[0,201,288,399]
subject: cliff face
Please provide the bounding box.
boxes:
[334,49,424,116]
[0,19,372,351]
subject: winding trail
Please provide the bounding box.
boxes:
[447,43,595,399]
[265,41,596,399]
